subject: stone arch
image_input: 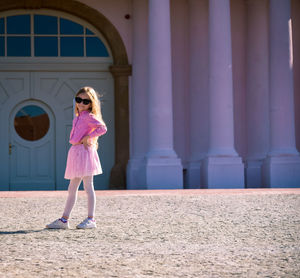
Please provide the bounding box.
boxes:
[0,0,131,189]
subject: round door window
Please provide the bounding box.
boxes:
[14,105,50,141]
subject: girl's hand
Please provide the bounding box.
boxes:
[81,136,91,149]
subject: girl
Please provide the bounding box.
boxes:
[46,87,107,229]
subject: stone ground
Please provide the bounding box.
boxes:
[0,189,299,278]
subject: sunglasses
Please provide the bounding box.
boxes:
[75,97,91,105]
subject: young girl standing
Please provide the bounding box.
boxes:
[46,87,107,229]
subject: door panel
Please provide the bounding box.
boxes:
[15,145,30,177]
[34,71,115,190]
[1,70,114,191]
[9,100,55,190]
[35,142,52,177]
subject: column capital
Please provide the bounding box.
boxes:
[109,65,132,77]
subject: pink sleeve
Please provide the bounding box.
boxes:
[87,114,107,138]
[69,118,77,141]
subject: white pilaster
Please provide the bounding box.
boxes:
[245,0,269,188]
[127,0,148,189]
[263,0,300,187]
[186,0,209,188]
[203,0,244,188]
[143,0,183,189]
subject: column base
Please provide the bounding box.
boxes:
[186,161,202,189]
[142,157,183,189]
[262,155,300,188]
[126,158,146,190]
[245,159,264,188]
[203,156,245,188]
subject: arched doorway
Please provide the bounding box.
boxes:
[9,100,55,190]
[0,0,131,190]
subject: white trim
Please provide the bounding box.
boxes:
[0,59,112,72]
[0,63,112,72]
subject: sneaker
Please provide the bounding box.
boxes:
[46,218,69,229]
[76,218,97,229]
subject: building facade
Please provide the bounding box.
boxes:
[0,0,299,190]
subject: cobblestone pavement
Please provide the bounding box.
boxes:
[0,189,299,277]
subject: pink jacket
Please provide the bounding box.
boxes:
[69,110,107,145]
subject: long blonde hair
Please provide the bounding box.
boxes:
[74,86,105,125]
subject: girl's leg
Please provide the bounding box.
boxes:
[62,177,82,218]
[82,176,96,218]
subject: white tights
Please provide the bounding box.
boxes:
[62,176,96,219]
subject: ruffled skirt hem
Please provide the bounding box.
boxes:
[64,144,102,180]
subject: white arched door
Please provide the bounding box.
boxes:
[0,11,115,190]
[9,100,55,190]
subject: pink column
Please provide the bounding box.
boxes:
[245,0,269,187]
[263,0,300,187]
[203,0,244,188]
[127,0,148,189]
[186,0,209,188]
[143,0,183,189]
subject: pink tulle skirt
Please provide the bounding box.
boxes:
[64,144,102,179]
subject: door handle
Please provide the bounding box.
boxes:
[9,143,13,155]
